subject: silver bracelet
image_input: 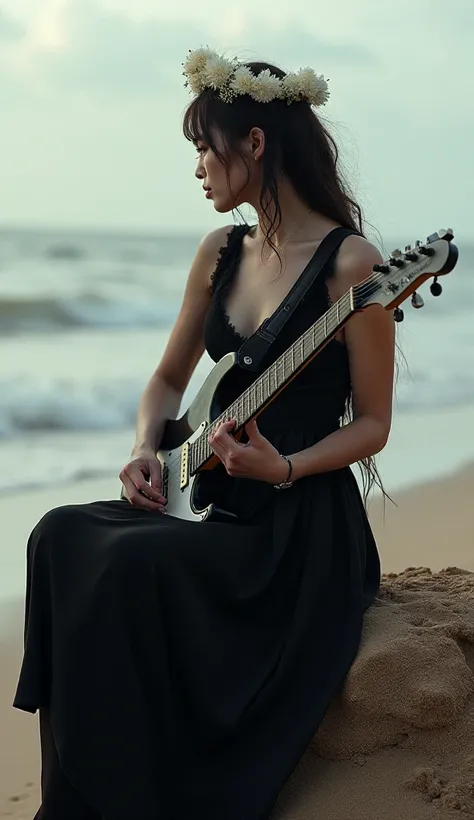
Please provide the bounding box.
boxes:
[273,454,294,490]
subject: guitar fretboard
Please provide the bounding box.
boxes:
[189,289,354,474]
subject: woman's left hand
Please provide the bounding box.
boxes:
[209,419,289,484]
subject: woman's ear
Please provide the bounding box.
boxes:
[248,127,265,161]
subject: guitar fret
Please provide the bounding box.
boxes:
[298,338,304,363]
[247,388,253,420]
[249,387,255,419]
[277,358,284,387]
[270,364,277,391]
[233,398,240,426]
[240,389,247,421]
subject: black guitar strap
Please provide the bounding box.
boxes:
[236,227,358,372]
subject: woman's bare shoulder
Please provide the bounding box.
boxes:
[189,225,235,286]
[334,234,384,290]
[198,224,238,256]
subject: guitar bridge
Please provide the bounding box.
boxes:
[180,443,189,490]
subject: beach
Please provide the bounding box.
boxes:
[1,225,473,817]
[1,454,473,819]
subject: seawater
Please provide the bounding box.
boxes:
[0,226,472,494]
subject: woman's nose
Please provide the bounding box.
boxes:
[195,161,204,180]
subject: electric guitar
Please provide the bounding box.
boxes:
[156,229,458,522]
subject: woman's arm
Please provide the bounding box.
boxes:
[132,225,234,455]
[289,236,395,481]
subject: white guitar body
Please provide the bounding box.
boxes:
[157,352,239,523]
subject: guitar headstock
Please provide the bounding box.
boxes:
[354,229,459,321]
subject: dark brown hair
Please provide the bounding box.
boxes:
[183,61,363,250]
[183,60,387,505]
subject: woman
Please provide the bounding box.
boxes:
[14,50,395,820]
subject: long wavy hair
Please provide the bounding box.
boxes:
[183,60,388,505]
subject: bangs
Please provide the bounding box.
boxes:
[182,92,220,146]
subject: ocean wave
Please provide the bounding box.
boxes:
[1,365,474,442]
[0,376,143,438]
[0,292,178,335]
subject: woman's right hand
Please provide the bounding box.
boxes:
[119,448,167,513]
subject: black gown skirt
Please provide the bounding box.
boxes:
[14,225,381,820]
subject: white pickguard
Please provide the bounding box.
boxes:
[158,422,210,522]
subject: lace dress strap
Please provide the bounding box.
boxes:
[210,224,252,294]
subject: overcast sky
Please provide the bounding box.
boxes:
[1,0,472,241]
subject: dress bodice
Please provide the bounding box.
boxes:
[203,224,351,438]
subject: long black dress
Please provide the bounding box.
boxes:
[14,225,381,820]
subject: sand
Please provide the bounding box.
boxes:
[1,466,473,819]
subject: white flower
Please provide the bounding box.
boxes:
[203,56,235,90]
[230,66,257,97]
[280,69,329,106]
[297,68,330,107]
[187,70,207,95]
[183,48,214,78]
[250,69,282,103]
[280,72,304,103]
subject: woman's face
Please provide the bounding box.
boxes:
[194,130,260,213]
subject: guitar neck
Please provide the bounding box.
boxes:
[189,289,355,474]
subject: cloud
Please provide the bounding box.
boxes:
[240,27,378,69]
[30,3,200,96]
[0,10,25,42]
[2,2,378,100]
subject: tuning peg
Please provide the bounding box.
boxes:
[404,245,411,252]
[405,251,418,262]
[430,276,442,296]
[415,240,422,248]
[393,307,404,322]
[435,228,454,242]
[373,263,390,273]
[411,292,424,309]
[390,257,405,268]
[419,246,435,257]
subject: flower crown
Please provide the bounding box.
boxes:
[182,48,330,107]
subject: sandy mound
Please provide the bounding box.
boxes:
[275,567,474,819]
